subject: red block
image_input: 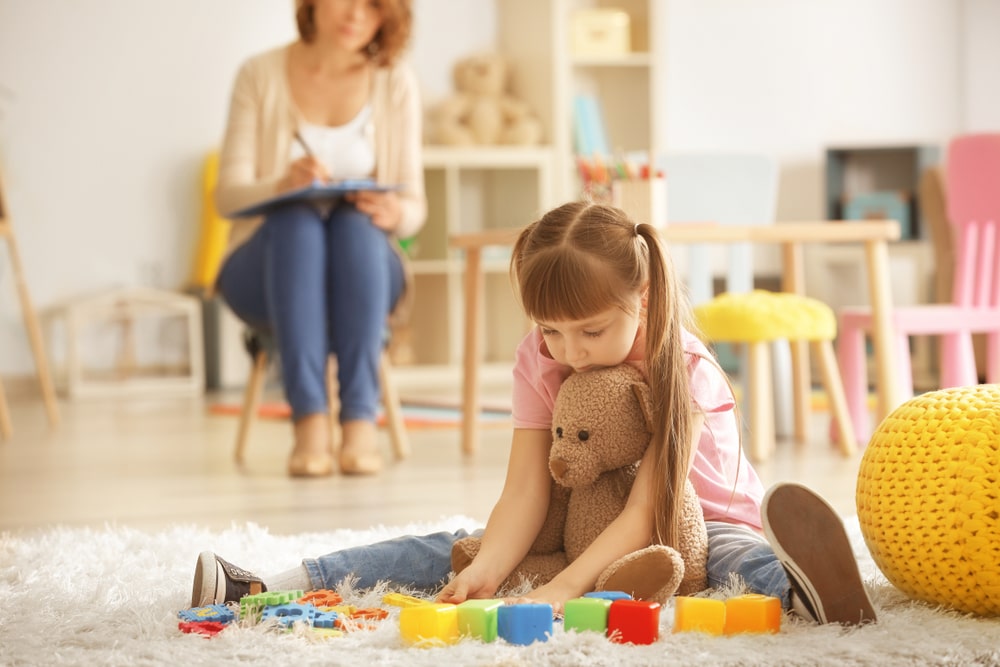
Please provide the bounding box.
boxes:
[607,599,661,645]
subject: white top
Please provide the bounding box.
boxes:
[291,105,376,180]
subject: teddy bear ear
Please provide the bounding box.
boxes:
[631,381,655,433]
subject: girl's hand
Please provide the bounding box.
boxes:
[436,562,499,605]
[349,190,401,232]
[279,156,330,192]
[505,580,579,616]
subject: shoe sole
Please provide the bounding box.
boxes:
[761,483,877,626]
[191,551,224,608]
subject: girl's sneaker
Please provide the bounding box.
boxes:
[191,552,267,607]
[761,483,877,626]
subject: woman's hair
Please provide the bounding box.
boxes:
[510,201,695,549]
[295,0,413,66]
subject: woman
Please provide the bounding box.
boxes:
[213,0,425,478]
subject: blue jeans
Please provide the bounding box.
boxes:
[302,521,791,607]
[217,202,404,421]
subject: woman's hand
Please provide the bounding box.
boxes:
[279,156,330,193]
[349,190,401,232]
[436,561,499,605]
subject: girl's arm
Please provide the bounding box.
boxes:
[437,427,553,602]
[526,411,706,609]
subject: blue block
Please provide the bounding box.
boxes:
[497,603,553,646]
[584,591,632,602]
[178,604,236,624]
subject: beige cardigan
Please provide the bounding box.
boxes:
[214,44,427,266]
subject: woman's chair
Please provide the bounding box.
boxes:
[233,328,410,465]
[836,133,1000,442]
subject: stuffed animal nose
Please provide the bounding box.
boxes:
[550,457,568,480]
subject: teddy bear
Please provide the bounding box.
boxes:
[451,364,709,604]
[428,52,543,147]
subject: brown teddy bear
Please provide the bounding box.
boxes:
[428,52,543,147]
[451,364,708,604]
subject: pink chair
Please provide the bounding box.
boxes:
[836,133,1000,443]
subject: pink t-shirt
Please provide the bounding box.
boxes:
[511,327,764,530]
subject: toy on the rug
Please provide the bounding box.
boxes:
[451,364,709,604]
[673,594,781,635]
[856,384,1000,617]
[427,52,543,146]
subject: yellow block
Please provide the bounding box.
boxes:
[724,594,782,634]
[672,596,725,635]
[382,592,429,608]
[399,603,459,646]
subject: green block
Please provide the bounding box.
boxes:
[457,599,504,642]
[564,597,611,633]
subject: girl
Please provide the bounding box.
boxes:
[213,0,425,478]
[192,202,876,626]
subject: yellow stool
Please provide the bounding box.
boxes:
[694,290,857,461]
[856,385,1000,616]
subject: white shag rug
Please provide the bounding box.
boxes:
[2,516,999,667]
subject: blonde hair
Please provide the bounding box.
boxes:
[510,201,695,549]
[295,0,413,66]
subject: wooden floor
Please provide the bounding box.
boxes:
[0,379,867,536]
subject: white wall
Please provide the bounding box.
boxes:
[0,0,996,375]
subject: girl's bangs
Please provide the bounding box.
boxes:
[518,250,630,323]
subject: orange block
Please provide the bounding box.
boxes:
[724,594,781,635]
[672,596,726,635]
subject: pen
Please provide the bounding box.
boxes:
[293,130,315,158]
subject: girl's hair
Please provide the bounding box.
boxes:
[295,0,413,66]
[510,201,695,549]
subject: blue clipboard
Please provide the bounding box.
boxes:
[231,179,401,218]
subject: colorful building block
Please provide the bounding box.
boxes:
[383,592,430,608]
[564,597,612,634]
[584,590,632,602]
[497,603,553,646]
[239,590,304,623]
[607,599,661,645]
[673,596,726,635]
[399,603,459,646]
[178,620,228,637]
[177,604,236,624]
[457,599,504,642]
[299,589,343,608]
[724,594,781,635]
[261,602,339,629]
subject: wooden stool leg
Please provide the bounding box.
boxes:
[234,350,268,464]
[748,341,776,462]
[813,340,858,456]
[326,356,341,458]
[379,351,410,460]
[0,376,12,439]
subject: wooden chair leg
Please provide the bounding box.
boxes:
[379,350,410,460]
[234,350,268,464]
[748,341,776,462]
[326,356,341,458]
[813,340,858,456]
[0,375,12,439]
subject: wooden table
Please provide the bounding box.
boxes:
[450,220,902,455]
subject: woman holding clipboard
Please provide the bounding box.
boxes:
[213,0,425,477]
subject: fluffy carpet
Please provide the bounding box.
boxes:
[2,516,998,667]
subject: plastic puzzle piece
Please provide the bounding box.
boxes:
[399,603,460,646]
[457,599,504,642]
[239,590,304,622]
[564,597,612,634]
[724,594,781,635]
[383,592,429,608]
[351,607,389,621]
[607,599,661,645]
[312,627,345,639]
[261,602,319,628]
[497,603,553,646]
[178,621,228,637]
[299,589,344,608]
[673,596,726,635]
[584,590,632,602]
[177,604,236,624]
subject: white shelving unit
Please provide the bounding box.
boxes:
[397,1,662,381]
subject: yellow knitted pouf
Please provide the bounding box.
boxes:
[693,290,836,342]
[856,384,1000,616]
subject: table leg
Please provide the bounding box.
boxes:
[864,239,899,421]
[461,248,483,456]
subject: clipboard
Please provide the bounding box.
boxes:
[231,179,401,218]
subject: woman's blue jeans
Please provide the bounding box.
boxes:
[302,521,791,608]
[217,202,404,422]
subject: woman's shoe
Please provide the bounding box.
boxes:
[288,450,335,477]
[338,420,383,475]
